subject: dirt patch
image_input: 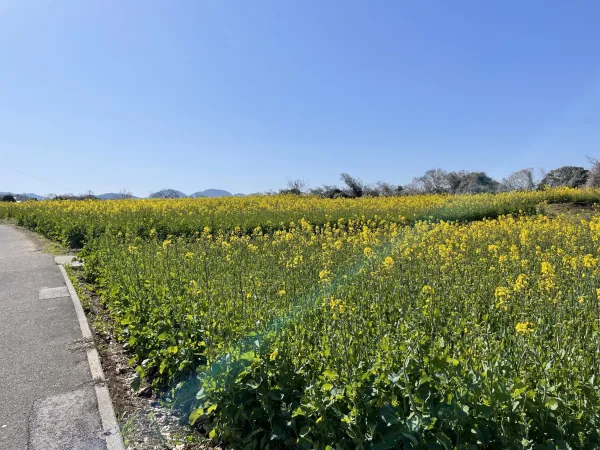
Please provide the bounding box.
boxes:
[66,266,217,450]
[539,202,600,219]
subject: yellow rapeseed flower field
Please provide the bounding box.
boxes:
[2,188,600,448]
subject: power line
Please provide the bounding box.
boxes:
[0,162,75,193]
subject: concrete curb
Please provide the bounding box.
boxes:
[57,262,126,450]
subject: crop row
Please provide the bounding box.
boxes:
[1,188,599,247]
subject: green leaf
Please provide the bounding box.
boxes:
[240,350,256,361]
[189,407,204,425]
[157,332,169,341]
[545,397,559,410]
[446,356,460,366]
[267,389,284,401]
[322,383,334,391]
[476,404,494,418]
[556,440,573,450]
[323,369,338,379]
[130,374,140,391]
[207,403,218,414]
[159,359,168,375]
[512,383,528,397]
[435,431,452,450]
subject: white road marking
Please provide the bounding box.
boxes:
[38,287,70,300]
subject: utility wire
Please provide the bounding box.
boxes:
[0,162,75,193]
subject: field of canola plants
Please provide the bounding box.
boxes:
[4,188,600,449]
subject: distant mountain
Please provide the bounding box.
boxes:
[149,189,187,199]
[97,193,138,200]
[0,190,246,200]
[190,189,232,198]
[24,193,46,200]
[0,192,46,201]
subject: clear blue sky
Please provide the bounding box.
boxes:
[1,0,599,196]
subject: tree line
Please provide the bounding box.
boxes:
[4,159,600,202]
[279,159,600,199]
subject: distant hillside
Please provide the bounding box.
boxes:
[0,192,46,201]
[97,193,138,200]
[149,189,187,199]
[24,193,46,200]
[190,189,232,198]
[0,190,245,200]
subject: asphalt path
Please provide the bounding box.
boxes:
[0,224,106,450]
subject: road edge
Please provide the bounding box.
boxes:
[57,262,126,450]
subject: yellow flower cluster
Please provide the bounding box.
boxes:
[515,321,535,335]
[2,187,599,250]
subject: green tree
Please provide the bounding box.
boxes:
[541,166,588,188]
[340,173,365,198]
[447,171,499,194]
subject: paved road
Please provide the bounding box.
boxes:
[0,225,106,450]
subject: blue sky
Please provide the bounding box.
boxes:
[1,0,599,196]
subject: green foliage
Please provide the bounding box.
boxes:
[541,167,589,189]
[4,189,600,448]
[448,171,500,194]
[178,215,600,449]
[340,173,365,198]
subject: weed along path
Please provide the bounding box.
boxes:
[0,224,123,450]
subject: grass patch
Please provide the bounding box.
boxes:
[538,201,600,220]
